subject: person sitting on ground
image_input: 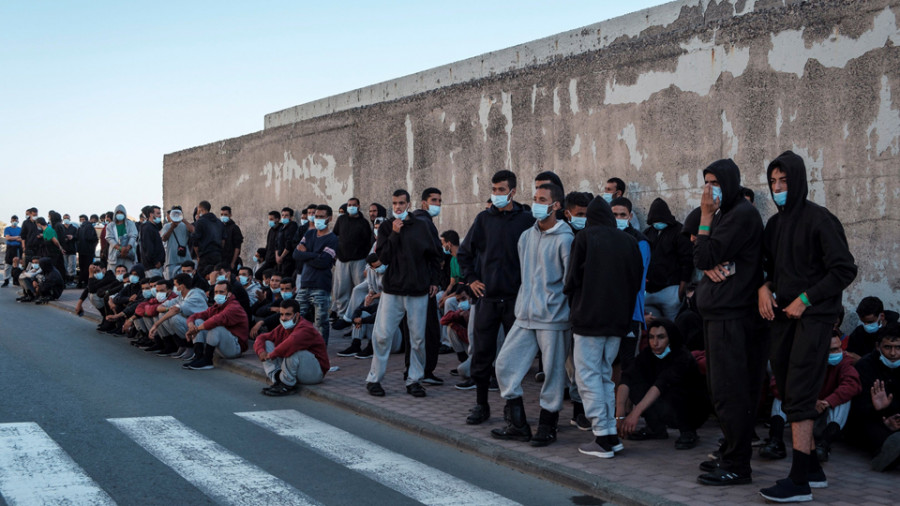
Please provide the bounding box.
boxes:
[847,322,900,472]
[179,260,209,292]
[184,280,249,370]
[643,198,693,322]
[22,257,65,304]
[74,263,117,316]
[759,334,861,463]
[93,265,129,328]
[16,257,43,302]
[846,296,898,362]
[212,263,251,317]
[255,299,331,396]
[615,319,709,450]
[133,279,179,354]
[237,266,262,306]
[337,253,388,358]
[107,277,152,334]
[149,273,211,362]
[249,270,280,321]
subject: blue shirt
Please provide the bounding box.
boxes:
[4,226,21,247]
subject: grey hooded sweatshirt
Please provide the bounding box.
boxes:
[513,220,574,330]
[106,204,139,263]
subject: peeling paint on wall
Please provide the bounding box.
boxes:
[478,95,494,142]
[501,91,513,170]
[721,111,739,158]
[260,151,353,203]
[552,86,561,116]
[571,134,581,156]
[569,79,579,114]
[867,75,900,158]
[617,123,645,170]
[235,174,249,186]
[405,114,415,194]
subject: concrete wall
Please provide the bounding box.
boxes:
[164,0,900,319]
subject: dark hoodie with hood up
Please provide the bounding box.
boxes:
[762,151,857,322]
[693,159,764,320]
[37,257,64,298]
[644,198,693,293]
[564,197,644,337]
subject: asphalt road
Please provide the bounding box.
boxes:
[0,289,602,506]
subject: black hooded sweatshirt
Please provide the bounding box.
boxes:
[693,159,764,320]
[376,214,443,296]
[644,198,693,293]
[458,201,535,299]
[762,150,857,322]
[333,213,373,262]
[37,257,64,297]
[564,197,643,337]
[140,221,165,269]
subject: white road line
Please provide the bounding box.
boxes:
[236,409,521,506]
[107,416,320,506]
[0,422,116,506]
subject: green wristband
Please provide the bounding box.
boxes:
[800,293,811,307]
[698,225,711,232]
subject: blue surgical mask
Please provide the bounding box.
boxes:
[268,220,275,228]
[654,346,672,359]
[427,205,441,217]
[314,218,327,230]
[116,273,124,282]
[281,318,296,330]
[442,247,451,255]
[458,300,471,311]
[281,291,293,300]
[375,264,387,274]
[129,275,139,284]
[300,219,308,227]
[214,294,227,305]
[347,206,358,216]
[827,353,843,366]
[491,192,511,209]
[238,275,249,285]
[652,222,668,231]
[773,191,787,207]
[531,203,551,221]
[880,354,900,369]
[150,287,157,296]
[616,219,629,230]
[220,216,230,223]
[393,210,408,220]
[63,219,70,225]
[281,218,290,225]
[216,274,226,283]
[155,292,167,302]
[601,193,614,203]
[272,287,281,294]
[116,213,125,221]
[570,216,586,230]
[10,222,18,227]
[711,186,723,203]
[142,289,153,299]
[864,320,882,334]
[95,272,104,280]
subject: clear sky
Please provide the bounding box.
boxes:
[0,0,666,226]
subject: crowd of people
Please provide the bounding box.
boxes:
[3,150,898,503]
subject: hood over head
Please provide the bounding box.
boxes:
[586,196,616,228]
[38,257,54,273]
[371,203,386,218]
[682,207,701,237]
[48,211,62,225]
[702,159,743,213]
[647,198,678,226]
[130,263,145,279]
[766,150,808,213]
[115,204,127,218]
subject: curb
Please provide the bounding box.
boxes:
[218,358,679,506]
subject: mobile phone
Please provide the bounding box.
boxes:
[723,262,736,277]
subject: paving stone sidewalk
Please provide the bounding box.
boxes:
[45,288,898,505]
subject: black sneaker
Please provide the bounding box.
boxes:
[758,478,813,502]
[814,441,830,463]
[675,430,699,450]
[628,427,668,441]
[188,357,214,370]
[455,378,476,390]
[570,414,591,431]
[355,343,374,359]
[531,424,557,447]
[449,369,459,376]
[421,373,443,385]
[1,280,8,287]
[438,344,454,354]
[488,377,499,392]
[366,382,385,397]
[336,341,361,357]
[699,459,720,472]
[466,404,490,425]
[759,439,787,460]
[406,382,427,398]
[697,468,752,486]
[332,318,352,331]
[808,469,828,489]
[264,383,298,397]
[534,371,545,383]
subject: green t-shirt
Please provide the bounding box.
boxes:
[116,223,126,237]
[42,226,57,242]
[450,256,460,280]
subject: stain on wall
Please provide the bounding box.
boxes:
[164,0,900,318]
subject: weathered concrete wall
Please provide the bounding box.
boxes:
[164,0,900,319]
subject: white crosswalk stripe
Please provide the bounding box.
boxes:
[107,416,321,506]
[237,409,522,506]
[0,422,116,506]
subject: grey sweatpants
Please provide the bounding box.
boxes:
[193,318,243,359]
[574,334,621,437]
[495,325,568,412]
[366,293,427,386]
[340,280,369,322]
[161,314,189,339]
[331,259,366,315]
[262,341,324,386]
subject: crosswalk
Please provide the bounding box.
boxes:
[0,410,523,506]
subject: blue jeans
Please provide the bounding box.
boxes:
[298,288,332,343]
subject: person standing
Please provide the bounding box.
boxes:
[140,206,166,278]
[757,151,857,502]
[191,200,224,274]
[75,215,99,288]
[2,215,22,287]
[457,170,535,424]
[60,214,78,283]
[293,205,339,344]
[106,205,138,270]
[21,208,41,263]
[644,198,693,321]
[161,207,194,279]
[693,159,768,486]
[565,197,643,459]
[220,206,244,270]
[492,183,573,447]
[365,189,442,398]
[410,187,446,385]
[275,207,299,277]
[330,197,373,317]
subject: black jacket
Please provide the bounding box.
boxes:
[564,197,643,337]
[376,215,442,296]
[60,224,78,254]
[850,350,900,433]
[79,270,119,301]
[222,220,244,265]
[22,219,41,255]
[762,150,857,323]
[333,214,373,262]
[76,222,99,252]
[264,223,281,262]
[191,213,224,258]
[140,221,165,269]
[644,198,693,293]
[457,202,535,299]
[693,159,764,320]
[846,310,899,357]
[277,221,299,256]
[37,257,65,298]
[622,345,704,397]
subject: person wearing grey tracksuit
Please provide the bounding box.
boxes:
[492,183,573,447]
